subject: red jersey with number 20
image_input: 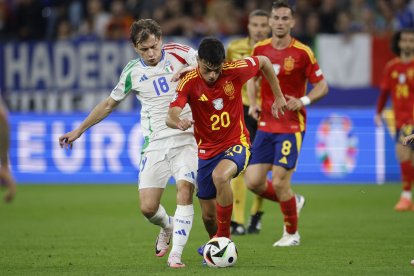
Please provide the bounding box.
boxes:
[253,38,324,133]
[170,56,261,159]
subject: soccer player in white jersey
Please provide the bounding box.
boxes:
[58,19,198,268]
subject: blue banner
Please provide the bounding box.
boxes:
[8,108,399,184]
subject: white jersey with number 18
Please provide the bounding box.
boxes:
[110,43,197,153]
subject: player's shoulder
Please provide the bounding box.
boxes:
[177,69,199,90]
[253,38,272,50]
[291,39,317,62]
[163,42,192,53]
[227,37,249,49]
[121,58,142,75]
[385,57,401,67]
[223,58,253,72]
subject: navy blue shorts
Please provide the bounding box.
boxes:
[249,130,305,170]
[196,145,250,200]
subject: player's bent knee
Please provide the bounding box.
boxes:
[211,171,229,187]
[140,204,158,219]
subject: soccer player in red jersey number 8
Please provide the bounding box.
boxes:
[245,0,329,247]
[167,37,287,240]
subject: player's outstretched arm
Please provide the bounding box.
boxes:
[59,96,120,149]
[166,106,194,131]
[403,134,414,145]
[256,55,287,119]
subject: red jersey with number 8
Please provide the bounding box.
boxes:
[170,56,261,159]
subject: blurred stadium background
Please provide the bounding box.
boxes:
[1,0,410,184]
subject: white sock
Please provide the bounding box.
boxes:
[401,191,412,200]
[170,204,194,256]
[148,205,171,229]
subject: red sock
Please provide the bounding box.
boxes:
[216,203,232,238]
[280,196,297,234]
[400,160,412,191]
[260,180,279,202]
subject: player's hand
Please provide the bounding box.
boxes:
[171,66,195,82]
[0,166,16,203]
[176,118,195,131]
[248,105,261,120]
[59,130,81,149]
[271,95,287,119]
[285,94,303,111]
[374,114,383,127]
[402,134,414,145]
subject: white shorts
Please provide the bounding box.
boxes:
[138,144,198,189]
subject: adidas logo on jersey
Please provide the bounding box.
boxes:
[139,75,148,82]
[198,94,208,101]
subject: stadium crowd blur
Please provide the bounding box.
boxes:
[1,0,414,45]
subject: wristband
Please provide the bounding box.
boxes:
[300,96,311,106]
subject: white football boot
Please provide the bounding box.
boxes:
[273,226,300,247]
[273,195,304,247]
[155,216,174,257]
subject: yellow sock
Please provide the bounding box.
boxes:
[250,194,264,215]
[231,173,246,224]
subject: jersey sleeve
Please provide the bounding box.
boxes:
[304,49,325,84]
[169,78,190,109]
[236,56,261,83]
[110,62,135,102]
[164,43,197,67]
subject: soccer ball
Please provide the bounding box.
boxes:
[203,237,238,268]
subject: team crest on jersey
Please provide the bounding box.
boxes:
[212,98,224,110]
[283,56,295,73]
[223,81,235,99]
[391,70,398,79]
[165,60,174,73]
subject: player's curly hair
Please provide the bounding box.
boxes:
[391,28,414,56]
[130,19,162,45]
[198,37,225,67]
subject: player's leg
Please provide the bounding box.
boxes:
[247,195,264,234]
[213,145,250,238]
[272,132,303,247]
[212,158,237,238]
[245,130,277,201]
[242,106,259,234]
[168,145,197,268]
[197,156,220,239]
[230,173,246,235]
[138,151,173,257]
[394,139,414,211]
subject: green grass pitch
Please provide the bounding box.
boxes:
[1,184,413,275]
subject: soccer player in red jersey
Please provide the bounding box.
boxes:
[166,37,287,240]
[245,0,329,247]
[375,29,414,211]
